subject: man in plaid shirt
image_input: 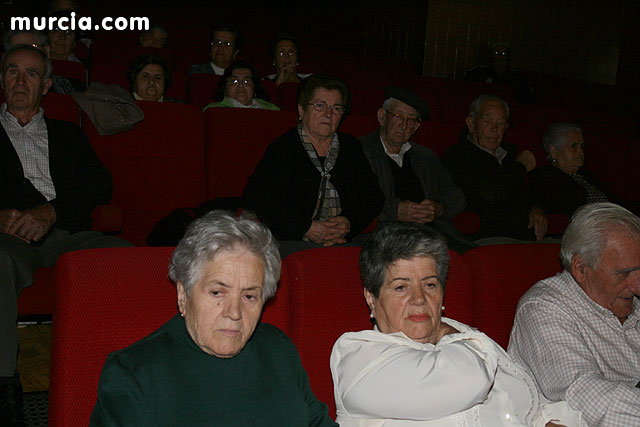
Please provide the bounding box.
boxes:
[509,202,640,426]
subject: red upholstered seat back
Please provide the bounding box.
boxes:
[41,92,81,125]
[83,101,206,245]
[188,73,220,109]
[284,246,369,419]
[444,250,474,325]
[463,243,562,349]
[204,108,296,199]
[49,247,178,427]
[51,59,87,84]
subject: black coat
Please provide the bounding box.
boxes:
[0,116,113,232]
[243,127,384,241]
[442,133,535,240]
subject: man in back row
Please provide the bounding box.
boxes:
[442,94,547,244]
[188,23,241,77]
[0,45,129,425]
[359,87,473,252]
[509,202,640,426]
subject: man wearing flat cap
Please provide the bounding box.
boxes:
[359,87,473,252]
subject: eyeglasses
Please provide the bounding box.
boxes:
[228,78,253,87]
[211,39,233,49]
[306,102,346,115]
[493,50,509,57]
[384,109,421,126]
[277,49,296,57]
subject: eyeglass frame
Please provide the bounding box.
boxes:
[211,39,233,49]
[227,77,254,87]
[383,109,421,127]
[305,102,346,115]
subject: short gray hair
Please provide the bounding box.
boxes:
[1,44,53,80]
[3,29,48,51]
[542,122,582,157]
[560,202,640,270]
[381,97,396,111]
[468,94,510,121]
[168,210,281,301]
[359,222,450,298]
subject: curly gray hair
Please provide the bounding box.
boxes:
[169,210,281,301]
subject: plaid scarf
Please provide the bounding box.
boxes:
[298,123,341,229]
[568,173,609,203]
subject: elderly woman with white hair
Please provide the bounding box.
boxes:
[91,211,337,426]
[528,123,620,217]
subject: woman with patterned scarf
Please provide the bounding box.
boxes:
[243,74,384,258]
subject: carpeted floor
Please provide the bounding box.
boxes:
[24,391,48,426]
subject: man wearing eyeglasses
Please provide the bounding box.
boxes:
[188,23,241,78]
[360,87,473,253]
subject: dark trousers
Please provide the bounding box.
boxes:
[0,228,131,377]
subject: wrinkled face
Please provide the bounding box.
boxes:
[377,100,421,152]
[177,248,265,358]
[134,64,165,101]
[573,231,640,322]
[298,88,344,141]
[210,31,237,69]
[466,100,508,153]
[365,257,444,344]
[551,130,584,174]
[140,28,167,48]
[49,29,75,60]
[225,67,254,106]
[1,49,52,114]
[274,39,298,71]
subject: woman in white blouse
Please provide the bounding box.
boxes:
[330,223,584,426]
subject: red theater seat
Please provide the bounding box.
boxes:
[83,101,206,245]
[204,108,297,199]
[463,243,562,349]
[51,59,87,84]
[187,73,220,109]
[48,247,178,427]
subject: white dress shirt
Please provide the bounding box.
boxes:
[331,317,584,426]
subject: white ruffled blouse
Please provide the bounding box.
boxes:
[330,317,584,426]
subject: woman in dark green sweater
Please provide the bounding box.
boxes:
[90,211,337,426]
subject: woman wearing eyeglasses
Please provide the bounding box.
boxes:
[264,33,312,87]
[243,74,384,258]
[203,61,279,111]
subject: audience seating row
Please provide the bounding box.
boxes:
[47,242,563,425]
[16,96,640,316]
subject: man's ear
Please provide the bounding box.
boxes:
[376,108,386,127]
[465,116,475,134]
[571,254,587,284]
[42,78,52,96]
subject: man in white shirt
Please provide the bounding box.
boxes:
[509,202,640,426]
[0,45,128,425]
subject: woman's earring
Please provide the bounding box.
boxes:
[441,306,445,311]
[551,158,557,166]
[369,312,375,319]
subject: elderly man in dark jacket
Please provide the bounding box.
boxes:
[359,87,473,253]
